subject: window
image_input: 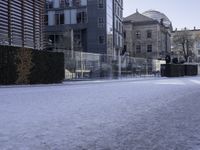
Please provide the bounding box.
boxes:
[74,30,82,49]
[196,42,200,48]
[119,22,121,32]
[120,10,123,18]
[124,31,126,39]
[117,6,120,16]
[136,31,141,39]
[98,0,104,8]
[55,13,64,25]
[72,0,81,7]
[198,50,200,55]
[99,36,105,44]
[147,45,152,52]
[114,3,117,13]
[147,30,152,38]
[116,20,118,31]
[77,11,87,24]
[98,17,104,28]
[60,14,64,24]
[44,15,48,25]
[136,45,141,53]
[59,0,71,8]
[47,0,54,9]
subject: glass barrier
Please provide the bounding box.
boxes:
[55,50,166,80]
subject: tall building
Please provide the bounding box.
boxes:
[123,10,172,59]
[45,0,123,56]
[0,0,45,50]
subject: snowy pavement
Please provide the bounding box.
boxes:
[0,77,200,150]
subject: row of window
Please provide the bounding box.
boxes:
[89,35,121,46]
[135,30,152,39]
[136,44,153,53]
[45,11,87,25]
[46,0,86,9]
[97,17,122,34]
[46,0,107,9]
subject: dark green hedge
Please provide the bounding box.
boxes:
[161,64,198,77]
[0,45,64,85]
[185,64,198,76]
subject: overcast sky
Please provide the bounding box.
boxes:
[123,0,200,30]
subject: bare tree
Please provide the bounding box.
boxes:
[172,29,195,62]
[16,48,33,84]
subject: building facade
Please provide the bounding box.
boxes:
[171,28,200,63]
[0,0,45,50]
[123,10,172,59]
[45,0,123,56]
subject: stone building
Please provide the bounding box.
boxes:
[171,28,200,63]
[123,10,172,59]
[45,0,123,56]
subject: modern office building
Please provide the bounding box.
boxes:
[45,0,123,56]
[0,0,45,50]
[123,10,172,59]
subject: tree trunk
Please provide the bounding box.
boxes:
[186,40,189,62]
[182,42,187,62]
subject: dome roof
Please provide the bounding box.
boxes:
[142,10,172,28]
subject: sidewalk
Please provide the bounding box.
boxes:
[63,76,164,85]
[0,76,163,89]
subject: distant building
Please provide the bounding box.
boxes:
[123,10,172,59]
[45,0,123,56]
[171,28,200,63]
[0,0,45,50]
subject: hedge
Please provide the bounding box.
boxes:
[161,64,198,77]
[0,45,64,85]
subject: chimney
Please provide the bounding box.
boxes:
[194,26,196,30]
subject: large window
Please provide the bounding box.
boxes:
[47,0,54,9]
[44,15,48,26]
[147,30,152,38]
[136,31,141,39]
[98,0,104,8]
[136,45,141,53]
[196,42,200,48]
[98,17,104,28]
[72,0,81,7]
[198,50,200,55]
[60,0,69,8]
[55,13,64,25]
[99,36,105,44]
[77,11,87,24]
[147,44,152,52]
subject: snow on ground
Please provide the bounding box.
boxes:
[0,77,200,150]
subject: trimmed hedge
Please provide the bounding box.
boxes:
[161,64,198,77]
[0,45,64,85]
[185,64,198,76]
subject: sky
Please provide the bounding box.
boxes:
[123,0,200,30]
